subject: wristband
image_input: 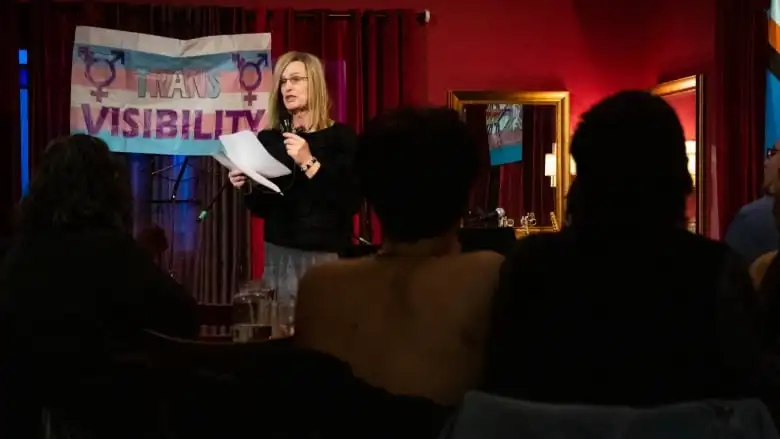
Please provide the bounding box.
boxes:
[300,157,318,172]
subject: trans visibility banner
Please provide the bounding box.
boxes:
[70,27,272,156]
[768,0,780,150]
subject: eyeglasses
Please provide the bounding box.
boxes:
[768,148,780,159]
[280,76,307,87]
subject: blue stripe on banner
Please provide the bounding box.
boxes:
[72,45,270,74]
[72,129,221,156]
[766,70,780,150]
[489,144,523,166]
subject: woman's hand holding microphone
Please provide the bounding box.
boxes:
[282,132,312,166]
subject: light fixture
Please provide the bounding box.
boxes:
[544,153,557,187]
[544,143,576,188]
[685,140,696,181]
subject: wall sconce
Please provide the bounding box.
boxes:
[544,143,576,188]
[544,153,557,187]
[685,140,696,182]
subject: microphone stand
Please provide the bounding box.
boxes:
[197,180,230,222]
[170,157,189,200]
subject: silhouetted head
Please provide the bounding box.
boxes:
[137,224,169,256]
[17,134,132,232]
[763,140,780,195]
[357,107,480,243]
[564,177,580,226]
[569,90,692,227]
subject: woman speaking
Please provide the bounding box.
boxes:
[228,51,360,304]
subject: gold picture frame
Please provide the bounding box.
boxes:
[650,75,706,234]
[448,90,571,235]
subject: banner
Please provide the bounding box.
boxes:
[70,27,272,156]
[486,103,523,166]
[767,0,780,150]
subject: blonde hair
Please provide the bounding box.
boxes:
[266,51,332,131]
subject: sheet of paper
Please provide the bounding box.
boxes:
[218,131,291,178]
[212,153,237,170]
[212,152,283,194]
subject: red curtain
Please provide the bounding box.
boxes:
[250,9,426,279]
[465,104,492,211]
[0,0,20,238]
[27,1,91,174]
[514,105,555,226]
[712,0,768,237]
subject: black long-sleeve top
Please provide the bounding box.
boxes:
[482,227,762,405]
[0,228,199,357]
[246,123,361,253]
[0,227,200,438]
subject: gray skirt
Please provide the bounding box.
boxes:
[262,242,339,303]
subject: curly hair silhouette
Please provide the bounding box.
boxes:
[17,134,133,232]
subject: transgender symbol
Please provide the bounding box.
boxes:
[232,53,269,105]
[77,47,126,103]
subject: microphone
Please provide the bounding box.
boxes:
[477,207,506,221]
[281,117,306,134]
[355,236,372,246]
[196,181,230,222]
[281,118,293,133]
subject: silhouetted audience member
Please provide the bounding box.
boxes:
[136,224,169,266]
[564,177,580,227]
[0,236,9,262]
[481,91,761,406]
[748,188,780,290]
[746,166,780,425]
[0,134,198,438]
[294,108,503,407]
[725,141,780,264]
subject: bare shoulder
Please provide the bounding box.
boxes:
[434,250,505,290]
[297,257,372,293]
[452,250,505,272]
[441,251,504,332]
[461,249,505,264]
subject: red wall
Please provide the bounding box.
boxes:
[664,91,698,140]
[109,0,716,130]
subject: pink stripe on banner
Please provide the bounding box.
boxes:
[71,65,273,94]
[70,106,270,136]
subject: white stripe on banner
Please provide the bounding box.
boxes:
[74,26,271,57]
[771,0,780,26]
[71,86,269,111]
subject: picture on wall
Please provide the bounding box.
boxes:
[486,103,523,166]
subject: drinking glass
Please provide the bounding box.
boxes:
[232,280,275,342]
[274,299,295,338]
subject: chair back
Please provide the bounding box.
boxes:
[197,304,232,341]
[440,391,780,439]
[142,329,292,373]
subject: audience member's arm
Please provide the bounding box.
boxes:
[106,233,200,339]
[724,212,767,264]
[749,251,778,290]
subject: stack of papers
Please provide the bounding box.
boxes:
[214,131,292,194]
